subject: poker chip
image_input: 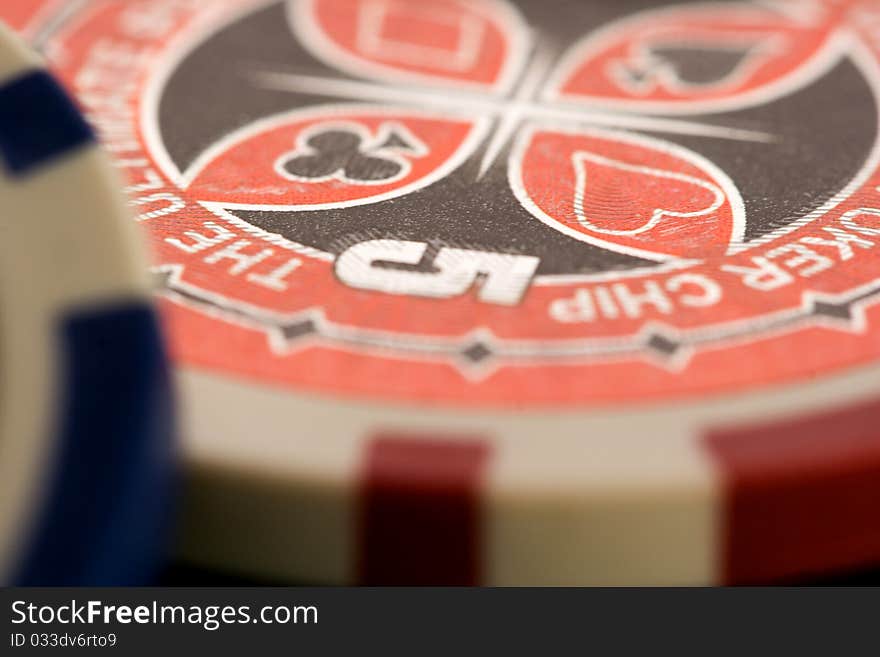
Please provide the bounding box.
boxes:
[26,0,880,585]
[0,22,175,585]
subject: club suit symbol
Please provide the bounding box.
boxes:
[277,122,427,185]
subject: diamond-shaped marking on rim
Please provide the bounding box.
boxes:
[810,300,854,321]
[644,332,683,357]
[278,319,318,341]
[460,340,496,364]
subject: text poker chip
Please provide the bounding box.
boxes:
[25,0,880,584]
[0,21,175,585]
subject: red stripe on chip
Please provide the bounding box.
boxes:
[358,434,490,585]
[706,398,880,585]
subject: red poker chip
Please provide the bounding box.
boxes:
[13,0,880,584]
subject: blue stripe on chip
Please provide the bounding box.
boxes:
[14,304,177,586]
[0,70,95,176]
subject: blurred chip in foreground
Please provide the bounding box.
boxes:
[0,21,175,585]
[19,0,880,584]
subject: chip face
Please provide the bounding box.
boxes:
[46,0,880,404]
[26,0,880,584]
[0,0,67,38]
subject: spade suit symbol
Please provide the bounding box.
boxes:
[616,41,764,93]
